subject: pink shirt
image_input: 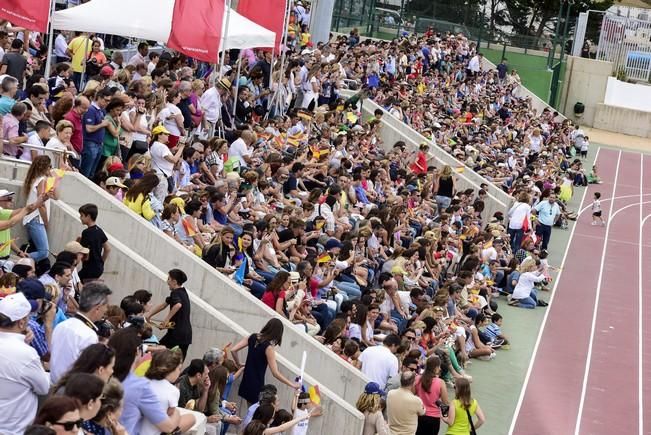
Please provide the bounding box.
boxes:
[64,109,83,153]
[414,375,443,417]
[1,114,20,157]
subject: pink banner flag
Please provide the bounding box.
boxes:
[237,0,286,50]
[0,0,50,33]
[167,0,225,63]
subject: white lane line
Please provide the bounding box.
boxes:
[507,147,602,435]
[575,150,622,435]
[639,153,645,435]
[573,232,651,248]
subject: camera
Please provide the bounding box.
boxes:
[435,399,449,417]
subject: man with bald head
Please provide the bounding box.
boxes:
[64,95,90,168]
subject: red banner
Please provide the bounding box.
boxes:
[0,0,50,33]
[237,0,286,50]
[167,0,225,63]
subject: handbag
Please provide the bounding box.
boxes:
[466,405,477,435]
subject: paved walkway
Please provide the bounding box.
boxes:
[583,127,651,154]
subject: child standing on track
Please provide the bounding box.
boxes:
[591,192,605,226]
[580,136,590,158]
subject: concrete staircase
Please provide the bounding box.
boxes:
[0,168,366,434]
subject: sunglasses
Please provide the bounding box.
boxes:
[54,419,84,431]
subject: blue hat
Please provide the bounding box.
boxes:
[325,238,343,251]
[17,279,50,302]
[364,382,382,395]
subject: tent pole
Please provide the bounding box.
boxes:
[266,0,293,119]
[44,0,56,78]
[218,0,233,80]
[232,52,243,115]
[79,34,90,91]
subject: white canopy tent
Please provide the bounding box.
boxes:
[51,0,276,50]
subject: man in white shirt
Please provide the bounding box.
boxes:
[50,282,112,383]
[467,53,483,75]
[54,32,70,63]
[128,42,149,67]
[200,78,231,125]
[358,333,401,390]
[228,129,255,169]
[0,293,50,435]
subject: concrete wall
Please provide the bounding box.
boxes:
[593,103,651,138]
[604,76,651,112]
[0,178,364,434]
[0,162,369,407]
[559,56,613,127]
[341,90,513,219]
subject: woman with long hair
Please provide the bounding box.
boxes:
[356,382,390,435]
[51,343,115,395]
[415,355,449,435]
[61,373,104,424]
[260,271,291,317]
[22,155,58,263]
[239,231,267,298]
[442,377,485,434]
[142,349,195,435]
[123,171,162,227]
[34,396,82,435]
[435,165,455,211]
[230,318,300,404]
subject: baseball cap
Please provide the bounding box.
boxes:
[100,65,114,77]
[17,278,50,302]
[364,382,382,395]
[106,177,127,189]
[325,238,343,251]
[152,125,171,136]
[64,240,90,255]
[0,292,34,322]
[0,189,15,199]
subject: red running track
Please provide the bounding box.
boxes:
[510,148,651,435]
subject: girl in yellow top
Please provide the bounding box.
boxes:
[442,377,485,434]
[123,172,160,223]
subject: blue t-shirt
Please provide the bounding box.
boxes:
[120,372,168,435]
[0,96,15,115]
[83,103,106,144]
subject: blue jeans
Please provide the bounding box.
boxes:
[255,269,276,283]
[391,309,408,333]
[334,280,361,299]
[246,279,266,299]
[517,288,538,309]
[80,140,103,179]
[535,223,552,250]
[508,227,524,252]
[436,195,452,211]
[25,219,49,262]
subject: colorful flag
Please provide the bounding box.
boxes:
[308,385,321,405]
[317,253,331,264]
[233,258,247,285]
[182,216,197,237]
[134,352,152,377]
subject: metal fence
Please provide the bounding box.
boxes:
[596,12,651,82]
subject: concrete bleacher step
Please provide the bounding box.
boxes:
[0,177,364,435]
[0,162,368,410]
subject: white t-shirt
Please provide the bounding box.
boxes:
[359,345,399,390]
[140,379,179,435]
[150,141,174,176]
[228,138,251,168]
[290,407,310,435]
[512,271,545,300]
[158,103,182,136]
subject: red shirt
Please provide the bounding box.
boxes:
[261,289,285,310]
[64,109,83,154]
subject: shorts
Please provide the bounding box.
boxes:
[592,211,602,217]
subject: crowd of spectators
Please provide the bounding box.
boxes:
[0,3,596,434]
